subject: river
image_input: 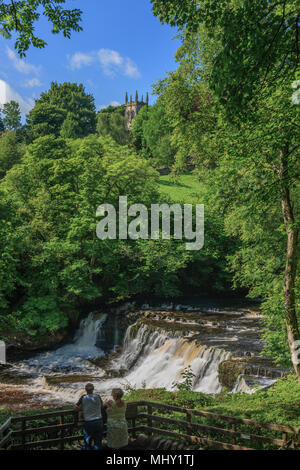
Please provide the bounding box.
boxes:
[0,300,287,411]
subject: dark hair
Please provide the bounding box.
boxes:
[112,388,124,400]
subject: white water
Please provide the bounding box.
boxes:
[232,374,277,394]
[14,313,107,375]
[5,308,271,407]
[95,324,232,395]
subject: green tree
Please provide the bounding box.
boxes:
[206,86,300,367]
[151,1,299,115]
[96,105,129,145]
[0,0,82,56]
[0,114,4,134]
[132,100,176,167]
[152,70,218,172]
[26,102,66,140]
[131,105,150,156]
[151,0,300,382]
[0,130,25,177]
[0,134,194,336]
[26,82,96,140]
[2,100,21,130]
[0,196,23,321]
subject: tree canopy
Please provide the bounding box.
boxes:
[151,0,299,118]
[96,105,129,146]
[2,100,22,131]
[0,0,82,56]
[26,82,96,140]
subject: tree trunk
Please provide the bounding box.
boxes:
[279,145,300,382]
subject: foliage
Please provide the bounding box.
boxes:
[125,387,213,409]
[0,115,4,134]
[172,366,196,392]
[26,82,96,141]
[96,105,129,146]
[0,0,82,56]
[25,102,66,141]
[2,101,21,131]
[0,134,199,335]
[132,100,176,167]
[204,84,300,367]
[153,71,218,172]
[0,130,25,177]
[151,0,300,371]
[151,0,299,118]
[126,374,300,427]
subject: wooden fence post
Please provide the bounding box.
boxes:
[232,423,236,445]
[3,427,10,450]
[186,411,192,436]
[21,419,26,448]
[147,405,153,437]
[282,432,287,449]
[132,417,136,439]
[60,415,64,450]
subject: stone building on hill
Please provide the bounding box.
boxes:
[125,91,148,130]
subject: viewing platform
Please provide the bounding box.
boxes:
[1,401,299,451]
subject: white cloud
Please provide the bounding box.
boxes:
[110,101,121,107]
[123,58,141,79]
[97,49,124,77]
[99,101,121,110]
[23,78,42,88]
[69,52,95,70]
[6,47,41,75]
[0,79,34,114]
[68,49,141,79]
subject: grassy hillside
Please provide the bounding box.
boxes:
[157,171,204,204]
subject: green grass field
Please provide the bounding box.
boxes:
[157,172,204,204]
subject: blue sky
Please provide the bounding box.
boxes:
[0,0,180,114]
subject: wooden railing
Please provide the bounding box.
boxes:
[0,401,299,450]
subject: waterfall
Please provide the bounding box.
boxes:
[73,313,107,351]
[232,374,277,394]
[5,304,279,409]
[113,315,120,347]
[15,312,107,374]
[104,323,232,394]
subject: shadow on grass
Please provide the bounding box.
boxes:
[158,179,190,189]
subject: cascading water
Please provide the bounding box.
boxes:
[14,313,107,375]
[113,315,120,347]
[97,323,232,395]
[1,304,281,410]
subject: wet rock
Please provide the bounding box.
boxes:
[6,329,69,362]
[218,357,290,390]
[44,374,100,386]
[0,369,33,385]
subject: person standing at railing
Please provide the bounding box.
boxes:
[104,388,128,450]
[74,383,106,451]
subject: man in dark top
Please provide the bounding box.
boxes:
[74,383,105,450]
